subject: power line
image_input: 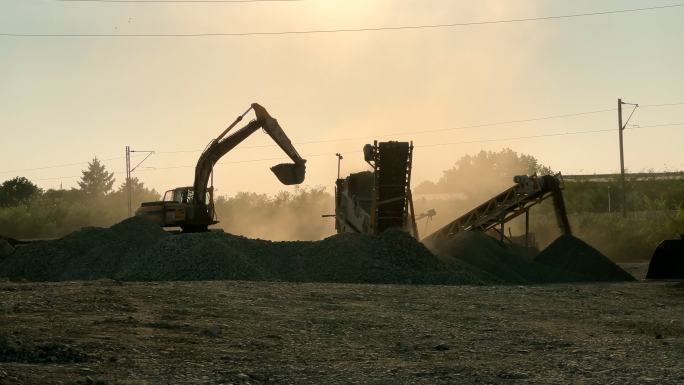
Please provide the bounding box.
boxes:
[0,104,654,173]
[640,102,684,108]
[3,3,683,38]
[4,105,679,177]
[55,0,302,3]
[416,128,615,148]
[5,110,684,176]
[34,174,83,182]
[152,105,684,154]
[153,122,684,161]
[29,122,684,182]
[630,122,684,129]
[136,152,333,171]
[0,156,125,175]
[375,108,618,137]
[415,122,684,149]
[33,153,335,180]
[0,106,615,175]
[155,107,618,155]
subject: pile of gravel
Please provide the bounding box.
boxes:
[427,231,585,284]
[535,234,635,282]
[0,239,13,258]
[0,235,21,247]
[283,229,491,284]
[123,229,492,284]
[121,232,289,282]
[0,217,634,284]
[0,218,491,285]
[0,217,170,281]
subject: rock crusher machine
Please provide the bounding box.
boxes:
[330,141,419,238]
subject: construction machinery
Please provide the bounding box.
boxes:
[646,235,684,279]
[136,103,306,232]
[330,141,419,237]
[422,174,571,249]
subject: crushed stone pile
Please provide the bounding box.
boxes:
[0,235,21,247]
[0,239,13,258]
[0,217,170,281]
[0,217,635,284]
[0,218,491,285]
[535,234,635,282]
[427,231,586,284]
[121,232,290,282]
[282,230,491,285]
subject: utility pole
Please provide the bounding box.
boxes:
[125,146,155,217]
[125,146,131,216]
[617,98,638,218]
[335,153,343,179]
[618,99,625,217]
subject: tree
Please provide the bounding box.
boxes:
[114,177,160,205]
[0,177,41,207]
[78,157,115,197]
[415,149,552,199]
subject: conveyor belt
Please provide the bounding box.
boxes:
[421,174,571,247]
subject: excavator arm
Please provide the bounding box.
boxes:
[190,103,306,225]
[252,103,307,184]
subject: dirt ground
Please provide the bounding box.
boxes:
[1,276,683,385]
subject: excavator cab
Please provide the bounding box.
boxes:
[162,189,189,203]
[163,187,210,205]
[137,186,215,230]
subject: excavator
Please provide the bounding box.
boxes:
[136,103,306,232]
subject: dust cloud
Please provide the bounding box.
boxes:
[413,149,549,237]
[213,149,547,242]
[211,187,335,241]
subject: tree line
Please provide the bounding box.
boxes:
[0,158,160,239]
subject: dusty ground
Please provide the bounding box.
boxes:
[0,278,683,385]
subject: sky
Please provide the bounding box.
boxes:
[1,0,683,197]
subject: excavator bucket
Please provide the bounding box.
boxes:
[271,163,306,185]
[646,236,684,279]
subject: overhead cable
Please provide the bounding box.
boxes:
[3,3,683,38]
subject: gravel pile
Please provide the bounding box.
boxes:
[125,229,491,284]
[0,217,169,281]
[121,232,289,282]
[427,231,585,284]
[0,218,490,284]
[0,218,634,284]
[0,239,13,258]
[535,234,635,282]
[283,229,491,284]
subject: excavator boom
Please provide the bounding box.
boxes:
[136,103,306,231]
[193,103,306,207]
[190,103,306,227]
